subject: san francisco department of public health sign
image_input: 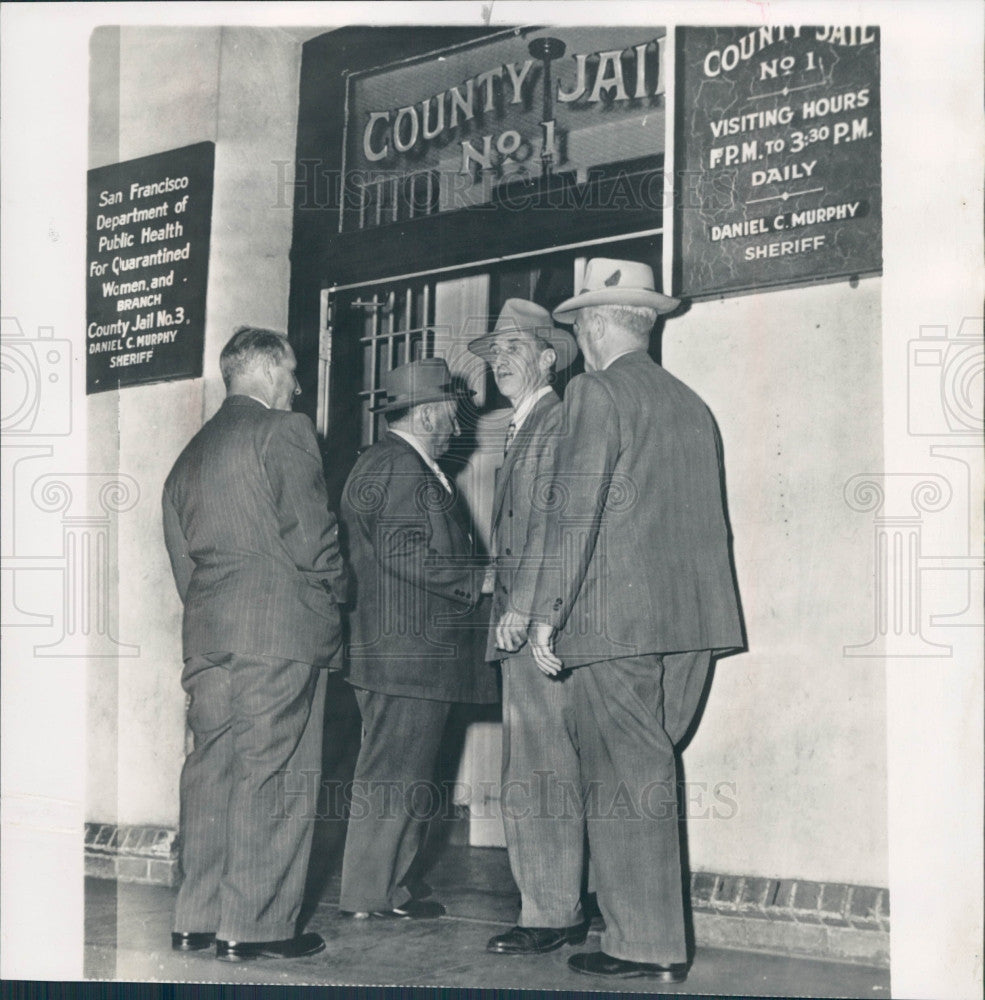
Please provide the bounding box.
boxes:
[86,142,214,393]
[340,26,669,232]
[673,26,882,298]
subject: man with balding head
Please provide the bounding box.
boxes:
[163,326,347,962]
[521,260,744,982]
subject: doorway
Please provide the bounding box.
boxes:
[316,234,665,846]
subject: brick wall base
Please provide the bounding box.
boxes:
[84,822,179,887]
[690,872,889,967]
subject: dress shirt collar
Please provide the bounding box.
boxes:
[510,385,553,433]
[390,428,452,493]
[246,394,271,408]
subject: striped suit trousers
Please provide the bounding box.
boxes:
[173,651,326,942]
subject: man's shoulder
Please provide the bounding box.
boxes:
[607,353,707,404]
[566,369,618,409]
[345,435,425,488]
[525,390,563,428]
[201,396,277,438]
[268,408,318,443]
[342,436,428,518]
[352,433,420,468]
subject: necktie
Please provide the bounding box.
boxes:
[504,420,517,458]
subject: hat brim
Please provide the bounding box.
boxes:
[467,330,577,371]
[371,388,475,414]
[552,287,680,324]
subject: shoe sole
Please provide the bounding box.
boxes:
[487,928,589,955]
[573,966,686,983]
[216,942,327,962]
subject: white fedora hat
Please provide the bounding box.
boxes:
[467,298,577,371]
[552,258,680,324]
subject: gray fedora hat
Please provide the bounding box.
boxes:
[467,298,577,371]
[371,358,475,414]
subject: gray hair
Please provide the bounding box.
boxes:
[219,326,290,388]
[585,304,659,341]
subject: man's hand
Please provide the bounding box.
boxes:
[495,609,528,652]
[529,622,563,676]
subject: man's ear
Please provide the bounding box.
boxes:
[419,403,434,431]
[588,311,604,340]
[540,347,557,375]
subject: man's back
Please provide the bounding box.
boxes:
[163,394,344,664]
[341,431,495,703]
[536,351,744,665]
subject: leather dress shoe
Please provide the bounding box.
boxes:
[215,932,326,962]
[342,899,446,920]
[486,922,588,954]
[568,950,687,982]
[171,931,215,952]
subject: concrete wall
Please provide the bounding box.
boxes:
[86,25,304,826]
[665,280,886,886]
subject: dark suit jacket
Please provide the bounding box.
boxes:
[485,391,563,663]
[341,432,497,703]
[162,395,346,666]
[531,351,744,667]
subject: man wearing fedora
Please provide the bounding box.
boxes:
[518,259,744,982]
[338,357,498,920]
[466,299,590,956]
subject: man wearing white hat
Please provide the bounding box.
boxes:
[466,300,586,956]
[522,259,745,981]
[338,358,498,920]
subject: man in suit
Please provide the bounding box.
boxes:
[339,358,498,919]
[162,326,347,961]
[465,300,587,955]
[517,259,745,982]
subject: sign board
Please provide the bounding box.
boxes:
[341,27,668,232]
[86,142,214,393]
[673,26,881,298]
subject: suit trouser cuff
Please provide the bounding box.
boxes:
[601,932,684,966]
[217,920,299,943]
[518,902,584,929]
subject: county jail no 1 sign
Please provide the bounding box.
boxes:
[673,25,882,298]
